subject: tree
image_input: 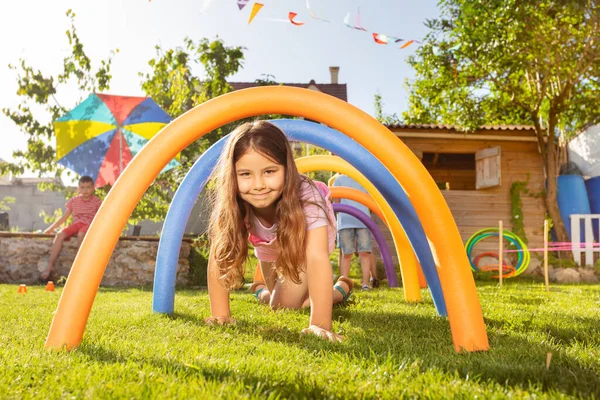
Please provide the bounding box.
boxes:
[139,37,245,154]
[373,91,402,125]
[403,0,600,242]
[1,10,114,192]
[1,11,246,227]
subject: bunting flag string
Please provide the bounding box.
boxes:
[183,1,425,50]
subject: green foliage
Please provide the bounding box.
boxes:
[39,207,67,227]
[403,0,600,242]
[296,143,332,183]
[188,236,210,287]
[548,252,579,269]
[509,181,528,244]
[404,0,600,132]
[139,36,245,156]
[1,282,600,397]
[2,11,246,225]
[373,91,402,125]
[0,197,13,230]
[0,197,15,212]
[1,10,115,194]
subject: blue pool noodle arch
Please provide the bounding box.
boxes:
[152,119,446,316]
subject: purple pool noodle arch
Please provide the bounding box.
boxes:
[332,203,395,282]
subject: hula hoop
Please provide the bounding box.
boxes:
[465,228,530,277]
[473,252,507,269]
[479,264,517,278]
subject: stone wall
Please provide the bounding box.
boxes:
[0,235,191,286]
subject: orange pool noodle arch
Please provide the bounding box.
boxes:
[329,187,387,224]
[45,86,488,352]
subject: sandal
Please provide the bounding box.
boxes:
[370,277,380,288]
[334,275,354,304]
[249,281,267,300]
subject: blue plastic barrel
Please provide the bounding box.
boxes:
[585,176,600,240]
[557,175,591,239]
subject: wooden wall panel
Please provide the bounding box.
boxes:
[370,137,546,270]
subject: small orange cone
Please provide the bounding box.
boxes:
[45,281,55,292]
[17,284,27,294]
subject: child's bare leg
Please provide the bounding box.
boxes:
[270,271,309,310]
[252,260,277,304]
[251,281,271,304]
[333,277,352,304]
[76,231,86,248]
[358,252,371,287]
[269,275,352,309]
[340,253,352,277]
[370,253,377,279]
[41,231,66,280]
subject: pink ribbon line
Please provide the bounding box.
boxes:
[549,241,600,246]
[501,247,595,253]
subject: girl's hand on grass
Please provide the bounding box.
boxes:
[301,325,344,342]
[204,316,236,326]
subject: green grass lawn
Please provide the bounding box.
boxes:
[1,279,599,399]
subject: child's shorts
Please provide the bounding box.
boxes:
[61,222,90,240]
[338,228,372,254]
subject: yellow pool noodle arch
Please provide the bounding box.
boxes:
[296,156,420,299]
[45,86,488,353]
[253,157,419,296]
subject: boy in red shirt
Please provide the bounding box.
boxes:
[40,175,102,281]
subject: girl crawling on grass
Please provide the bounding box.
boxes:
[204,120,353,342]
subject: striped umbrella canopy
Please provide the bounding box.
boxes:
[53,93,179,187]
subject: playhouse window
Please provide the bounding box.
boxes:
[422,152,476,190]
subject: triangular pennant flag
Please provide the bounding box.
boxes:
[199,0,214,14]
[289,12,305,26]
[343,9,367,31]
[400,40,421,49]
[400,40,414,49]
[248,2,264,24]
[343,12,353,29]
[237,0,249,10]
[306,0,329,22]
[372,33,388,45]
[354,7,367,31]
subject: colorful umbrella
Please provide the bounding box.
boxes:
[53,93,178,187]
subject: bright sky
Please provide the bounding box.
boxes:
[0,0,440,165]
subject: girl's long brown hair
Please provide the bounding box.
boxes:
[208,120,327,289]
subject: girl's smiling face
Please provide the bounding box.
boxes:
[235,148,285,213]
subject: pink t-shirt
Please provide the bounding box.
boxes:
[246,180,336,262]
[66,195,102,226]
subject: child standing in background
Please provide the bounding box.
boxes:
[40,175,102,281]
[205,120,353,342]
